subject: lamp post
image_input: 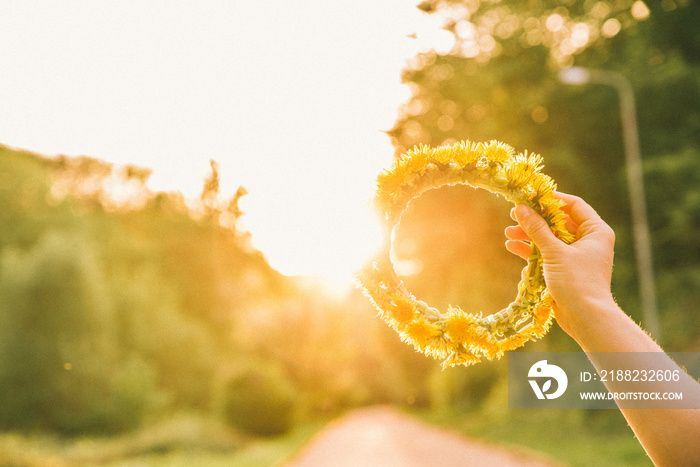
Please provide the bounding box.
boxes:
[559,66,661,341]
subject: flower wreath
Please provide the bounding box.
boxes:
[357,140,575,368]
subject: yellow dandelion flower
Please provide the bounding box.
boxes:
[478,342,505,360]
[517,151,544,174]
[402,316,442,351]
[449,140,478,167]
[528,152,544,170]
[377,167,406,194]
[471,335,502,358]
[442,348,481,368]
[531,317,552,338]
[467,141,487,165]
[556,228,576,244]
[472,325,499,350]
[471,142,487,162]
[540,197,566,222]
[424,335,452,360]
[401,144,433,174]
[503,162,532,190]
[533,303,552,324]
[375,176,406,214]
[432,145,454,165]
[539,192,565,212]
[388,293,417,325]
[483,140,514,164]
[499,334,532,352]
[530,172,556,198]
[443,312,477,343]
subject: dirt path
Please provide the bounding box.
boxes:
[285,406,561,467]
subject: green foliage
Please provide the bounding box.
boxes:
[0,413,325,466]
[643,147,700,345]
[0,145,282,434]
[423,407,651,467]
[427,362,503,411]
[0,145,418,439]
[644,147,700,268]
[1,4,698,461]
[389,1,700,350]
[219,361,299,437]
[646,0,700,64]
[0,230,123,433]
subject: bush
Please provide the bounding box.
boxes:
[0,232,167,434]
[220,362,299,437]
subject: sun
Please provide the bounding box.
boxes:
[238,188,384,297]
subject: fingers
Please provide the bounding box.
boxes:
[505,225,529,241]
[514,204,560,250]
[505,216,530,260]
[505,240,531,260]
[506,193,595,257]
[553,191,579,210]
[555,191,603,227]
[513,200,579,236]
[564,216,579,236]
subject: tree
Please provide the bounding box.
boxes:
[389,0,700,349]
[0,146,290,433]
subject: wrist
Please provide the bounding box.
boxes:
[560,295,662,353]
[555,294,619,350]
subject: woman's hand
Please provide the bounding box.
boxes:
[504,192,617,338]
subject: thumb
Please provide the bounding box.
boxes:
[515,205,559,251]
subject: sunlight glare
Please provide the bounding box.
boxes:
[0,0,434,295]
[238,184,385,296]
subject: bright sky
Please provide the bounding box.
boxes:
[0,1,455,293]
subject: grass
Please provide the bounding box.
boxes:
[415,404,654,467]
[0,413,324,467]
[0,405,654,466]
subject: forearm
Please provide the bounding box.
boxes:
[621,407,700,466]
[512,193,700,464]
[559,300,700,466]
[557,297,662,354]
